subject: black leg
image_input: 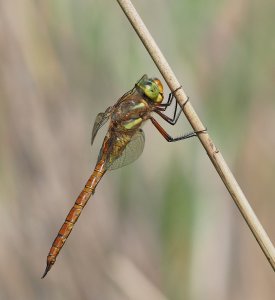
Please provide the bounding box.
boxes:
[155,106,181,125]
[158,92,174,108]
[155,96,190,125]
[158,85,182,109]
[182,96,189,107]
[150,116,207,142]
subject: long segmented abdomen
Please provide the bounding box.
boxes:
[42,160,106,278]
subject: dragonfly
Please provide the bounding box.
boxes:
[42,74,204,278]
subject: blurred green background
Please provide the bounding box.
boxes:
[0,0,274,299]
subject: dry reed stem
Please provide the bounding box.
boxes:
[116,0,275,271]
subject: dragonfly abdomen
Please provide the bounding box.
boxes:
[42,160,106,278]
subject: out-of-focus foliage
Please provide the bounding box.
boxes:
[0,0,274,299]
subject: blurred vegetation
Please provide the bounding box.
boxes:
[0,0,275,299]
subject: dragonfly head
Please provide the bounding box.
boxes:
[136,75,164,104]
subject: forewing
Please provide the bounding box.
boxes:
[91,107,112,146]
[108,129,145,170]
[113,75,146,107]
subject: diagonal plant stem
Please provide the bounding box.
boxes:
[116,0,275,271]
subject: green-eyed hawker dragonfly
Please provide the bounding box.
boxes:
[42,75,203,278]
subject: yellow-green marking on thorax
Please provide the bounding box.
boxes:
[133,102,146,110]
[123,117,143,130]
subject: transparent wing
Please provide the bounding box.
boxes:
[112,74,147,107]
[91,107,112,146]
[108,129,145,170]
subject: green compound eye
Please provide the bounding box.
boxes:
[136,75,164,103]
[144,82,159,100]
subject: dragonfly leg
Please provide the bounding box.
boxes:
[155,95,190,125]
[150,116,207,142]
[182,96,190,107]
[158,85,182,109]
[158,92,174,108]
[172,85,182,95]
[157,87,188,127]
[155,102,181,125]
